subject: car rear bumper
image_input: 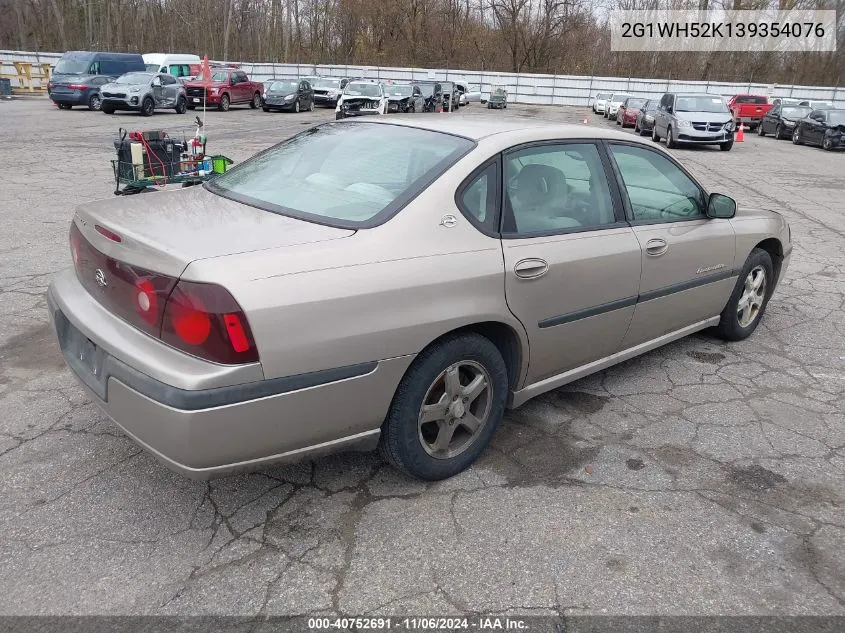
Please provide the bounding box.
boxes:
[47,268,413,479]
[49,91,89,105]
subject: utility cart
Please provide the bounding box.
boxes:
[111,118,233,195]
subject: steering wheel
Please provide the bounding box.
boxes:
[661,197,700,219]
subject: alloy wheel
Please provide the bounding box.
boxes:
[417,361,492,460]
[737,265,767,328]
[89,94,102,111]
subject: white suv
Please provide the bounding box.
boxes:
[335,80,387,119]
[605,93,632,120]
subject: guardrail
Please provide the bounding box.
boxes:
[1,50,842,107]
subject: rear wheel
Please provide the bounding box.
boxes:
[218,94,230,112]
[140,97,155,117]
[715,248,773,341]
[87,93,102,111]
[758,123,766,136]
[379,333,508,481]
[775,124,783,139]
[294,99,300,113]
[175,96,187,114]
[251,92,261,109]
[651,126,660,142]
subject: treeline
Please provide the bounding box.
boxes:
[1,0,844,85]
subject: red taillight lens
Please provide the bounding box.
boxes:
[161,281,259,364]
[67,84,87,90]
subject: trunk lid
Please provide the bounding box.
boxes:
[74,185,354,278]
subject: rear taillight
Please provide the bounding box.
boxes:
[69,222,258,365]
[161,281,259,364]
[67,84,87,90]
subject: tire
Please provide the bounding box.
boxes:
[652,126,660,142]
[775,124,783,139]
[666,126,677,149]
[758,123,766,137]
[822,132,834,151]
[175,96,187,114]
[87,93,102,111]
[616,116,622,126]
[378,332,508,481]
[792,127,802,145]
[720,140,734,151]
[250,92,261,109]
[294,99,300,113]
[634,120,640,134]
[714,248,774,342]
[101,104,115,115]
[307,100,313,112]
[218,94,230,112]
[335,112,344,120]
[140,97,155,117]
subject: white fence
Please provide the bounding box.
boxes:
[2,49,843,107]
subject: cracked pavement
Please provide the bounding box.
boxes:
[0,99,843,617]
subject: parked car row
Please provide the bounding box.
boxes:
[602,91,844,153]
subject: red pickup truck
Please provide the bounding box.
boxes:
[728,94,773,130]
[183,68,263,112]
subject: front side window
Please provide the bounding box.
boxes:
[503,143,616,235]
[207,122,474,227]
[609,144,706,222]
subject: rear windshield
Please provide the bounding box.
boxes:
[55,58,91,74]
[781,106,812,119]
[675,96,730,113]
[207,122,475,227]
[734,95,768,104]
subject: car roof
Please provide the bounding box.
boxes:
[364,117,647,143]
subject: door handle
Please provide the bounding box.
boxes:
[645,238,668,256]
[514,258,549,279]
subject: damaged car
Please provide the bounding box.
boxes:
[382,83,422,113]
[335,80,387,119]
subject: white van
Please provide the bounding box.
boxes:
[143,54,201,79]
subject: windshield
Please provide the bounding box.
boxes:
[782,107,812,119]
[196,70,229,82]
[596,93,611,100]
[55,58,90,75]
[626,98,646,108]
[385,85,413,97]
[116,73,153,85]
[344,82,381,97]
[416,84,435,97]
[675,96,730,113]
[311,78,341,89]
[829,111,845,125]
[144,64,160,72]
[269,81,298,92]
[207,122,474,226]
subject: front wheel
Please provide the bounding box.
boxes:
[775,124,783,139]
[792,128,802,144]
[822,132,834,151]
[666,126,677,149]
[251,92,261,109]
[88,93,102,111]
[379,333,508,481]
[140,97,155,117]
[218,94,230,112]
[101,104,115,115]
[714,248,773,341]
[294,99,300,113]
[719,140,734,151]
[175,96,187,114]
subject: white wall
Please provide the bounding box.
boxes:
[2,50,842,107]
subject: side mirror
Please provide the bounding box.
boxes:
[230,78,237,85]
[706,193,736,219]
[666,106,673,114]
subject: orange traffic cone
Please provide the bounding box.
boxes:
[735,123,745,142]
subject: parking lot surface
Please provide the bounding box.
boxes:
[0,99,843,617]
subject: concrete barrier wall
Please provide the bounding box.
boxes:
[2,50,842,107]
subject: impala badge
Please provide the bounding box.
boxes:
[94,269,108,287]
[440,214,458,228]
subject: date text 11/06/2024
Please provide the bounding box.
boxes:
[308,617,529,630]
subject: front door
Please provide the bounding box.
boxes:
[606,142,737,349]
[499,142,642,384]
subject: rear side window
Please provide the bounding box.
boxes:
[608,144,705,222]
[503,143,616,235]
[457,162,499,233]
[207,122,475,227]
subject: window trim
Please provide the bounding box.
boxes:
[204,121,477,231]
[603,140,711,226]
[498,139,629,240]
[454,156,502,238]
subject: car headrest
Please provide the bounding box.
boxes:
[512,164,566,206]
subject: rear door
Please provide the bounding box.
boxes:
[161,73,179,105]
[606,142,736,348]
[498,141,642,384]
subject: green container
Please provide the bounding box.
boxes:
[212,157,228,174]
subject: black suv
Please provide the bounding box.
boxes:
[412,81,444,112]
